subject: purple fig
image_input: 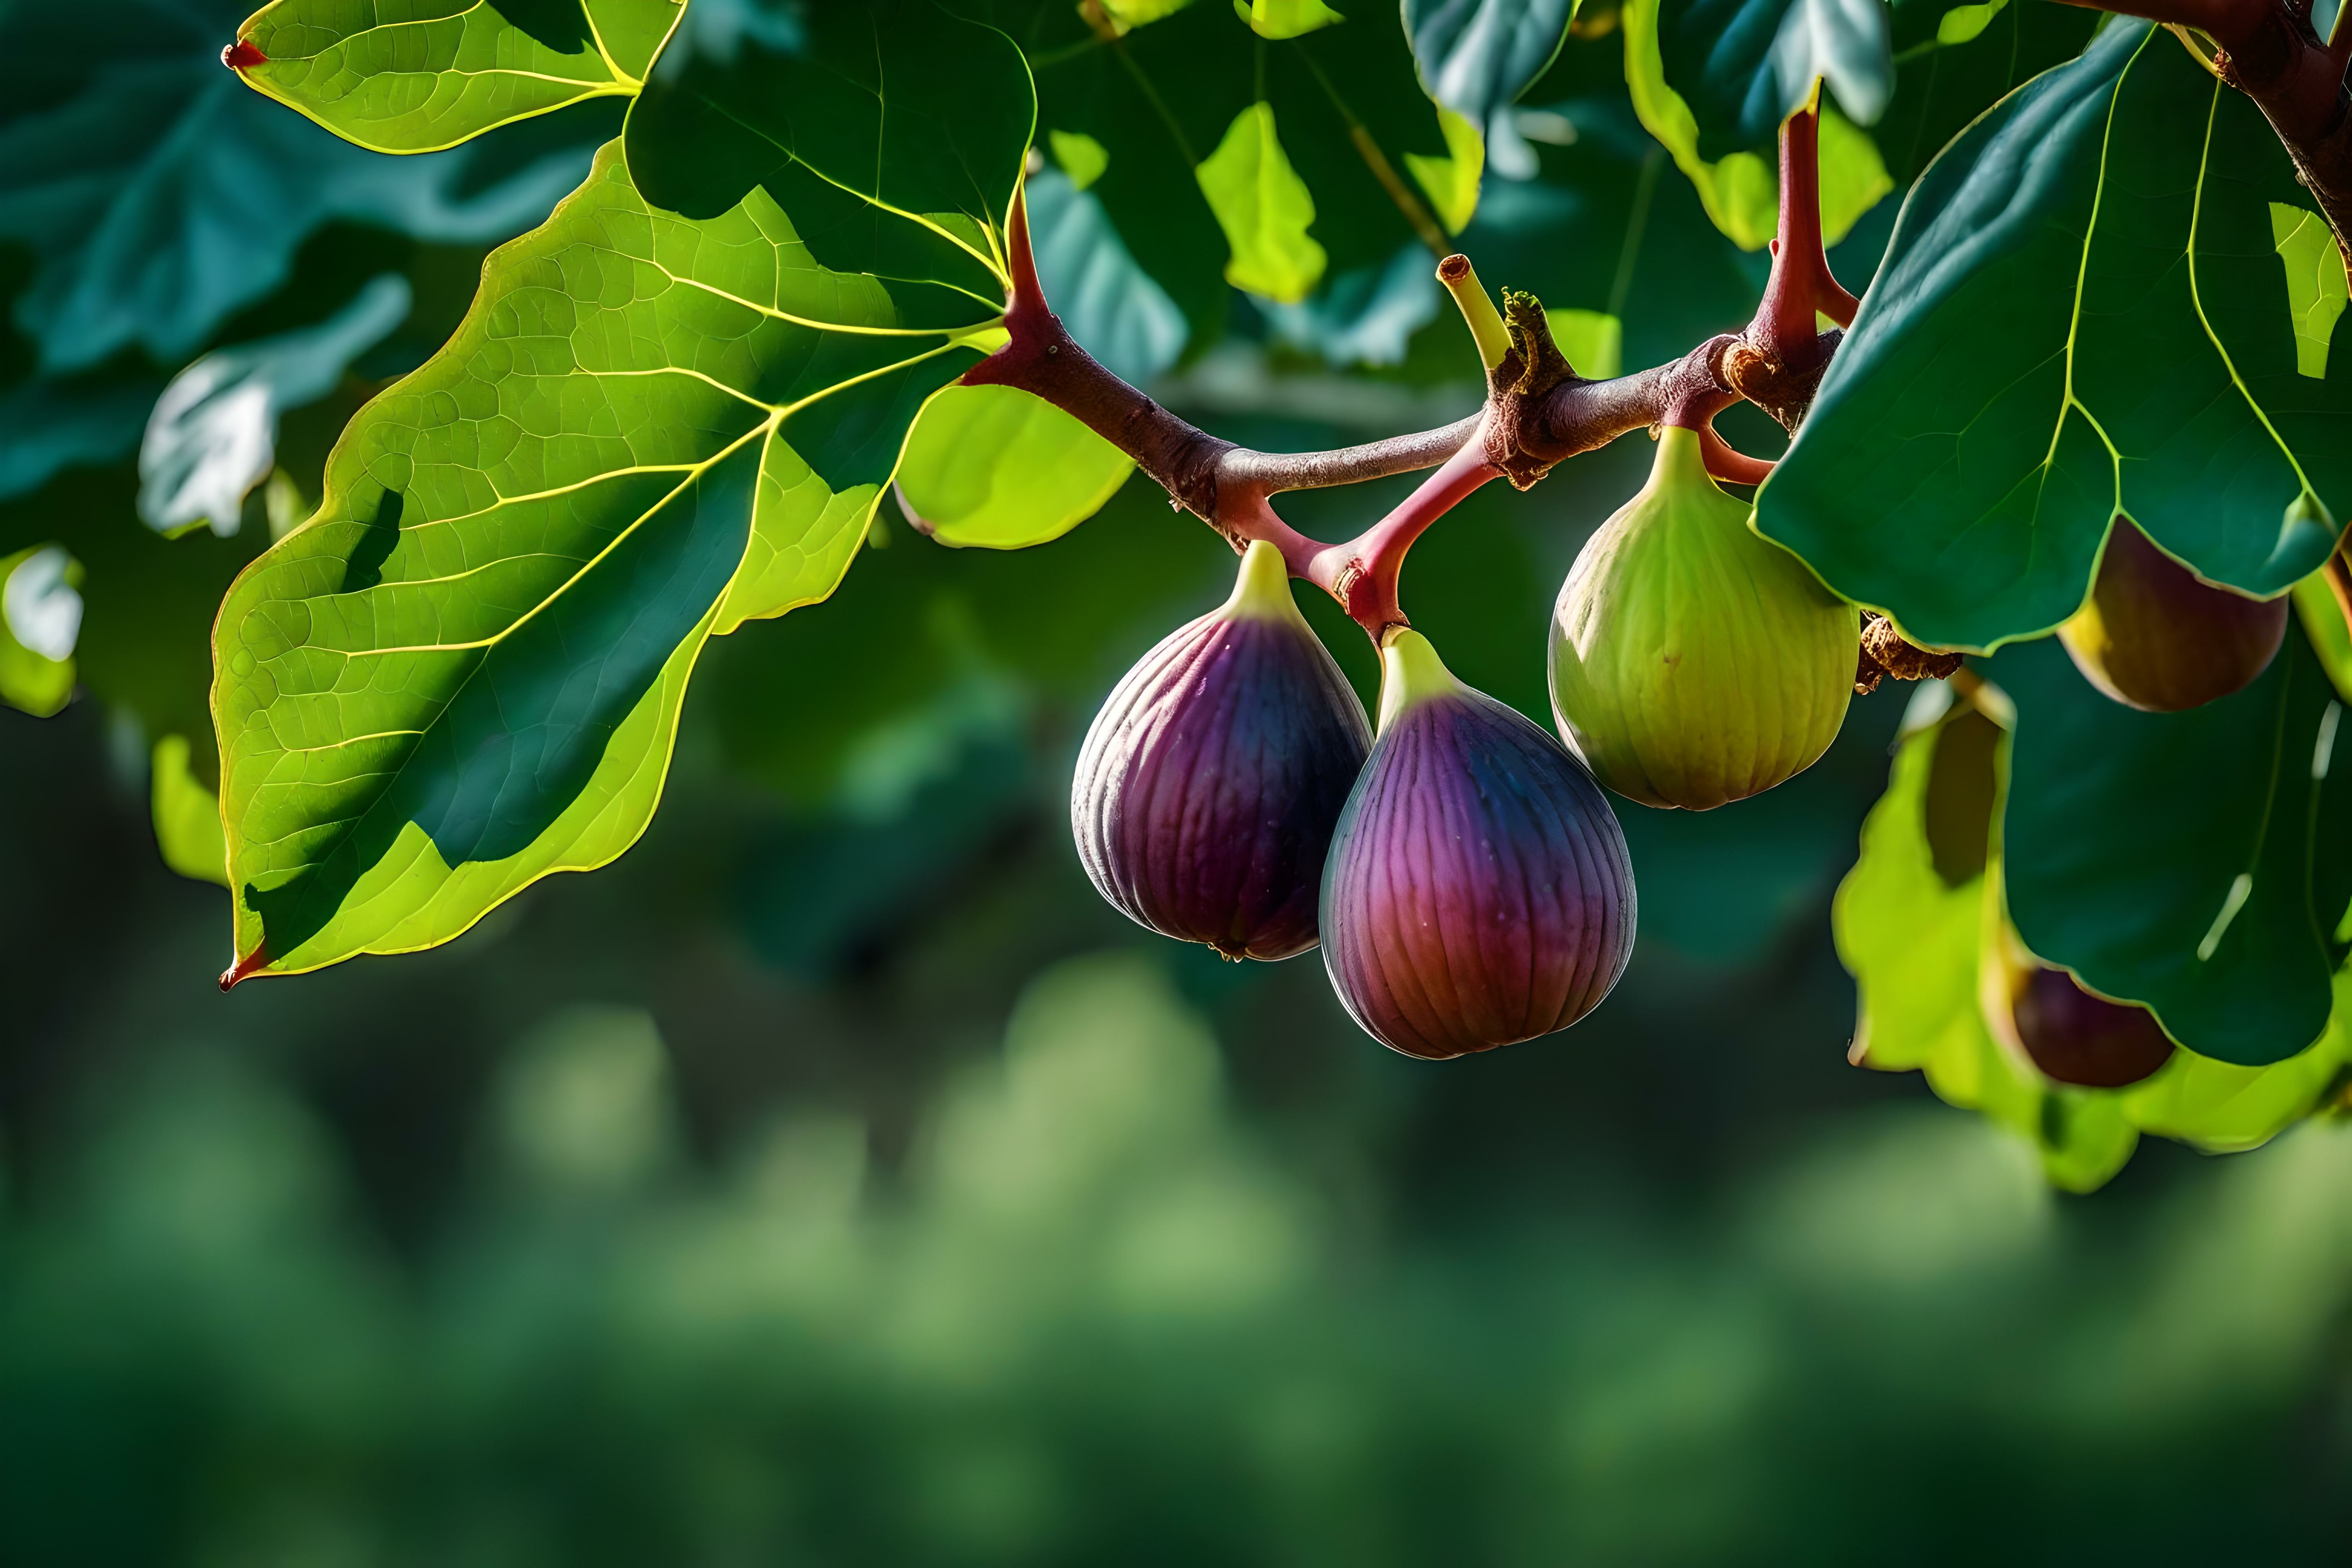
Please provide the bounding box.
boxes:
[1071,541,1372,960]
[2057,517,2288,712]
[2011,967,2176,1089]
[1320,630,1637,1059]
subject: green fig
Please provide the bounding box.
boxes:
[2056,517,2289,713]
[1548,427,1859,810]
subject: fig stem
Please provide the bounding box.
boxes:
[1374,628,1463,733]
[1437,255,1512,372]
[1336,439,1504,641]
[1761,96,1859,350]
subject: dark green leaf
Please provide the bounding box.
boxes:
[1871,0,2098,188]
[1404,0,1579,176]
[0,0,596,378]
[1993,628,2352,1066]
[1759,22,2348,651]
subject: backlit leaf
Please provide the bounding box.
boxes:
[1197,103,1329,303]
[233,0,685,152]
[152,733,230,884]
[1404,106,1486,234]
[1835,703,2137,1192]
[896,385,1133,550]
[211,116,1020,977]
[1240,0,1347,39]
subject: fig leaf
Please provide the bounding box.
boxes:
[1760,22,2351,652]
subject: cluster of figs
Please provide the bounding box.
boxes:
[1070,413,2298,1068]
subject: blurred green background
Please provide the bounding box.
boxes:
[7,2,2352,1562]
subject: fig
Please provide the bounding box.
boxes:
[1981,920,2176,1089]
[2057,517,2288,712]
[1549,427,1859,810]
[1320,629,1636,1059]
[2012,968,2176,1089]
[1071,539,1372,960]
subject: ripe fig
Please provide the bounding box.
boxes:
[2057,517,2288,712]
[1981,920,2176,1089]
[1549,427,1859,810]
[1321,630,1636,1059]
[1072,540,1372,961]
[2011,967,2176,1089]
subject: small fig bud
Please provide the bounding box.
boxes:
[1549,427,1859,810]
[1072,541,1372,961]
[1321,630,1636,1058]
[2057,517,2288,712]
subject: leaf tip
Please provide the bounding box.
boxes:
[222,39,267,70]
[219,945,269,990]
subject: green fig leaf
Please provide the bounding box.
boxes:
[1015,0,1461,344]
[1197,103,1329,303]
[233,0,684,152]
[1759,22,2351,652]
[152,733,230,885]
[1240,0,1347,40]
[1622,0,1890,250]
[2119,966,2352,1153]
[1048,130,1111,192]
[1992,627,2352,1066]
[1403,107,1485,236]
[1836,704,2138,1192]
[211,127,1016,980]
[0,544,82,719]
[1653,0,1893,159]
[896,385,1134,550]
[3,0,598,381]
[1403,0,1579,164]
[1871,0,2098,189]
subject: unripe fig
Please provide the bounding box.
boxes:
[2011,967,2176,1089]
[1072,540,1372,961]
[1549,427,1859,810]
[1321,630,1636,1059]
[2057,517,2288,712]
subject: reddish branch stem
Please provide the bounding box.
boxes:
[962,102,1857,637]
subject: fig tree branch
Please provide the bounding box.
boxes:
[962,109,1858,634]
